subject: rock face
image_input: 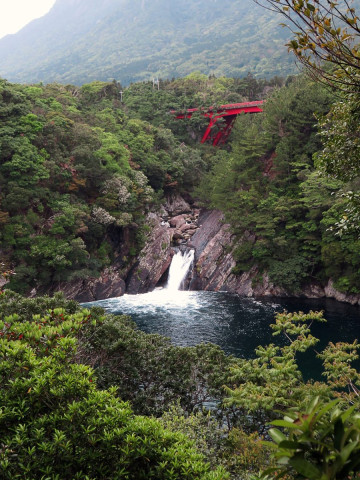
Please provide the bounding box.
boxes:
[126,196,200,294]
[324,280,360,306]
[164,194,192,216]
[126,212,173,294]
[25,195,360,306]
[188,210,281,295]
[189,209,360,306]
[189,210,235,291]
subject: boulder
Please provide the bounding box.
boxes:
[91,270,126,300]
[45,268,126,303]
[164,194,191,216]
[190,211,235,291]
[169,215,186,228]
[324,279,360,305]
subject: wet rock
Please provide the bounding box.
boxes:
[190,210,225,260]
[190,211,235,291]
[179,223,195,233]
[35,267,127,303]
[324,280,360,305]
[91,270,126,301]
[173,230,184,240]
[126,213,173,294]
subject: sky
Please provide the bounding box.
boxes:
[0,0,56,39]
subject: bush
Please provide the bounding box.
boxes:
[0,292,227,480]
[78,314,234,416]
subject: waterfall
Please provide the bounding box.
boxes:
[166,249,194,291]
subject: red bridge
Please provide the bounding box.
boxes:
[172,101,264,146]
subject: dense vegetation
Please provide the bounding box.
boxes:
[1,291,359,479]
[123,72,360,294]
[196,75,360,293]
[0,291,227,480]
[0,78,206,293]
[1,0,360,478]
[0,0,295,85]
[0,72,284,295]
[1,69,360,295]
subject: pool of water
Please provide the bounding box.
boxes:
[85,290,360,380]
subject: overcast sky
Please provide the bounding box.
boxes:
[0,0,56,39]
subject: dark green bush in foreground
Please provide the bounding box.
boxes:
[0,291,227,480]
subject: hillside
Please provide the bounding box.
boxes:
[0,0,296,85]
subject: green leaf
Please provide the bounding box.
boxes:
[334,418,345,450]
[289,457,322,479]
[278,440,300,450]
[269,428,287,444]
[339,441,358,463]
[271,419,300,429]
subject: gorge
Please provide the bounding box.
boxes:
[1,1,360,477]
[84,214,360,379]
[48,194,360,307]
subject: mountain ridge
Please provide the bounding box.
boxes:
[0,0,296,85]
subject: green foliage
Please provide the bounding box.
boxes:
[256,0,360,91]
[0,291,227,480]
[78,313,234,417]
[225,308,359,416]
[225,310,330,414]
[160,404,273,478]
[0,293,359,480]
[0,77,208,293]
[315,92,360,237]
[265,398,360,480]
[198,75,360,293]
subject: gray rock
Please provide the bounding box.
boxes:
[164,194,191,216]
[126,213,173,294]
[324,280,360,305]
[47,268,126,303]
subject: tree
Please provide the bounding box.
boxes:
[225,310,360,416]
[254,0,360,236]
[254,0,360,90]
[77,313,234,417]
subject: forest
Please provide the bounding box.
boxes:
[1,0,360,478]
[0,72,359,295]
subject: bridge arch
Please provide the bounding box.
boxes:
[172,101,264,146]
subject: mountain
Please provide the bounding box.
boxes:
[0,0,296,85]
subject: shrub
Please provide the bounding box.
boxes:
[0,292,227,480]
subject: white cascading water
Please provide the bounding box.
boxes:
[166,249,195,291]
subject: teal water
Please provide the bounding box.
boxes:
[85,290,360,380]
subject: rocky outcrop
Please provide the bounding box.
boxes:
[126,212,173,294]
[164,194,192,216]
[126,196,200,294]
[188,211,280,295]
[24,196,360,306]
[189,210,235,290]
[31,267,126,303]
[324,280,360,306]
[189,209,360,306]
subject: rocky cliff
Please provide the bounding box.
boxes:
[189,209,360,306]
[25,195,360,306]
